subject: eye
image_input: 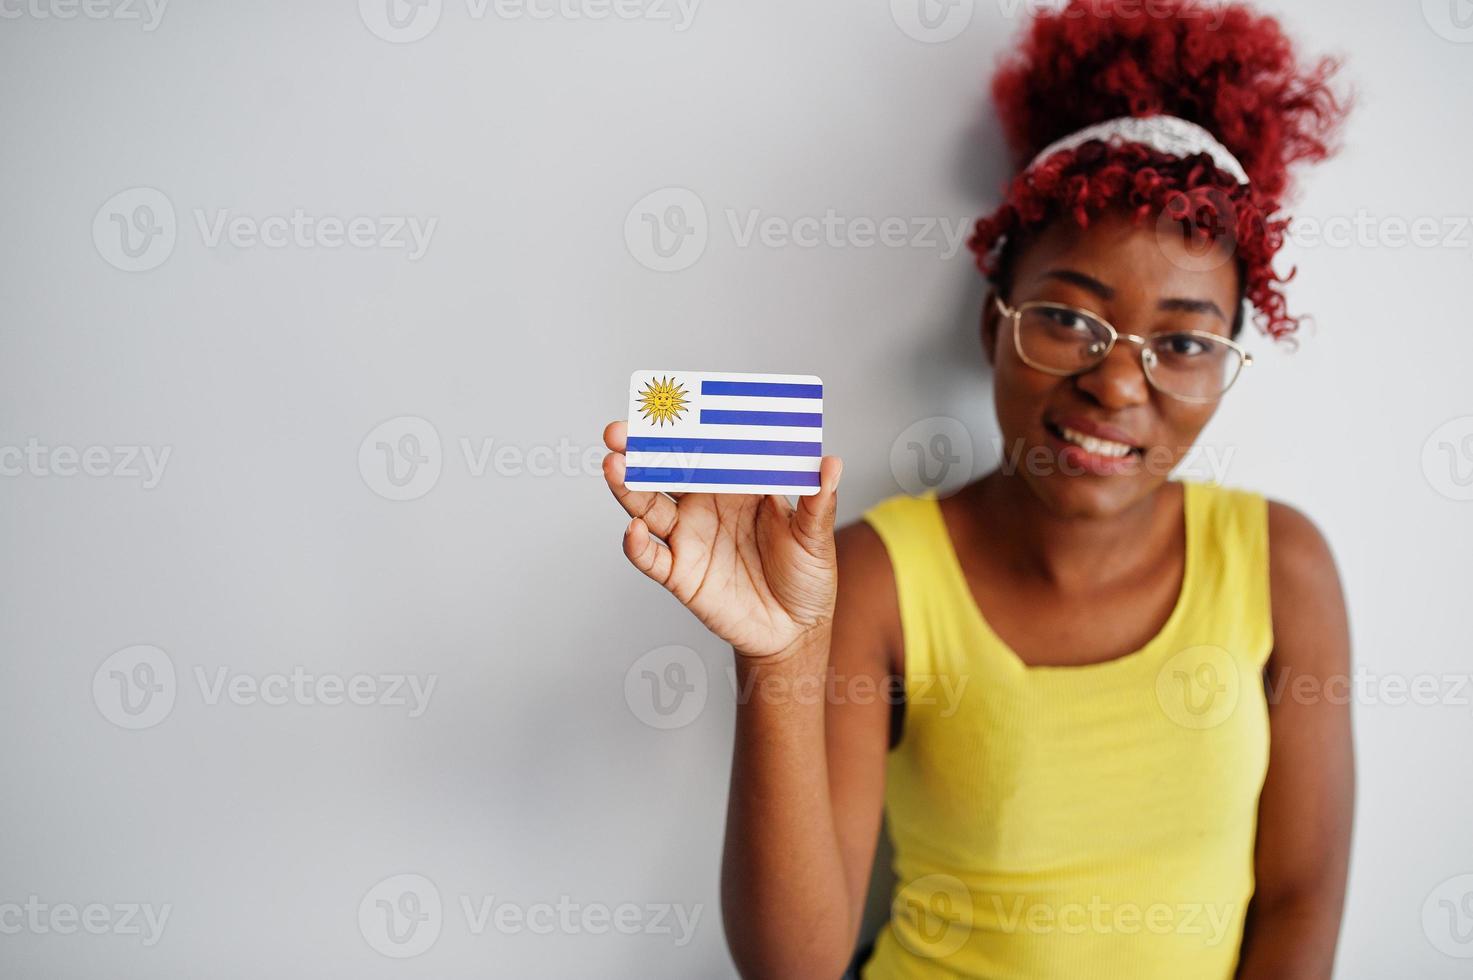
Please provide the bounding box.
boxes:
[1038,307,1095,333]
[1158,333,1212,357]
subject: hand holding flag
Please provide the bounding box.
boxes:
[602,373,843,661]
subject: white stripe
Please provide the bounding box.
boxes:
[625,480,820,497]
[627,452,821,473]
[694,394,824,414]
[625,420,824,441]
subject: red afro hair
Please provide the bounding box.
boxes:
[968,0,1351,342]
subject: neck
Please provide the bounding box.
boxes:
[968,469,1177,591]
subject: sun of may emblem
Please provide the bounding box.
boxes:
[637,375,690,427]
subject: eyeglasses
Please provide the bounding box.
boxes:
[993,296,1253,403]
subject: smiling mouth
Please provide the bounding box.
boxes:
[1045,421,1144,459]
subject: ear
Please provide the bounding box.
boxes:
[981,290,1000,368]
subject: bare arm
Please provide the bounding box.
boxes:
[601,421,897,978]
[720,521,898,978]
[1236,502,1355,979]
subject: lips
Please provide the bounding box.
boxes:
[1043,415,1144,476]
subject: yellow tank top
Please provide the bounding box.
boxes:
[859,479,1272,980]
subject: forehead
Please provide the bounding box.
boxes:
[1009,207,1240,307]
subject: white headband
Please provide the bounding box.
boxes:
[1025,114,1250,185]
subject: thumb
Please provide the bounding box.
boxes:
[793,455,843,554]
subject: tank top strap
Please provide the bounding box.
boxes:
[1178,479,1275,670]
[860,489,957,681]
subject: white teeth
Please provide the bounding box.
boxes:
[1058,425,1134,458]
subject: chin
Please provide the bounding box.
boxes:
[1019,459,1160,520]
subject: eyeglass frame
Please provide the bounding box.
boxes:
[992,295,1254,404]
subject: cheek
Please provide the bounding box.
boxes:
[1158,403,1218,454]
[992,345,1062,427]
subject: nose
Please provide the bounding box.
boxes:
[1073,334,1151,409]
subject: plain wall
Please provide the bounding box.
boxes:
[2,0,1471,976]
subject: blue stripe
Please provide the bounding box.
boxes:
[701,380,822,399]
[701,410,822,428]
[626,467,820,487]
[626,436,820,457]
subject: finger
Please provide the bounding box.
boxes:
[764,493,795,521]
[793,455,842,556]
[623,516,674,586]
[602,449,679,539]
[603,419,627,453]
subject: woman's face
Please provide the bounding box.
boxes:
[983,206,1242,519]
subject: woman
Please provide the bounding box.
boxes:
[603,1,1354,976]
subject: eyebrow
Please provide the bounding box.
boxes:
[1041,268,1227,323]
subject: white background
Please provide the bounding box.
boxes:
[2,0,1470,976]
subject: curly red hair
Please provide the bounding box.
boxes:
[968,0,1351,341]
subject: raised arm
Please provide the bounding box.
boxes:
[601,420,897,978]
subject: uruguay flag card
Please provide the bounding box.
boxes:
[624,370,824,496]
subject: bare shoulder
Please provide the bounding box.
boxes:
[1266,499,1341,590]
[1265,499,1350,669]
[832,517,902,676]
